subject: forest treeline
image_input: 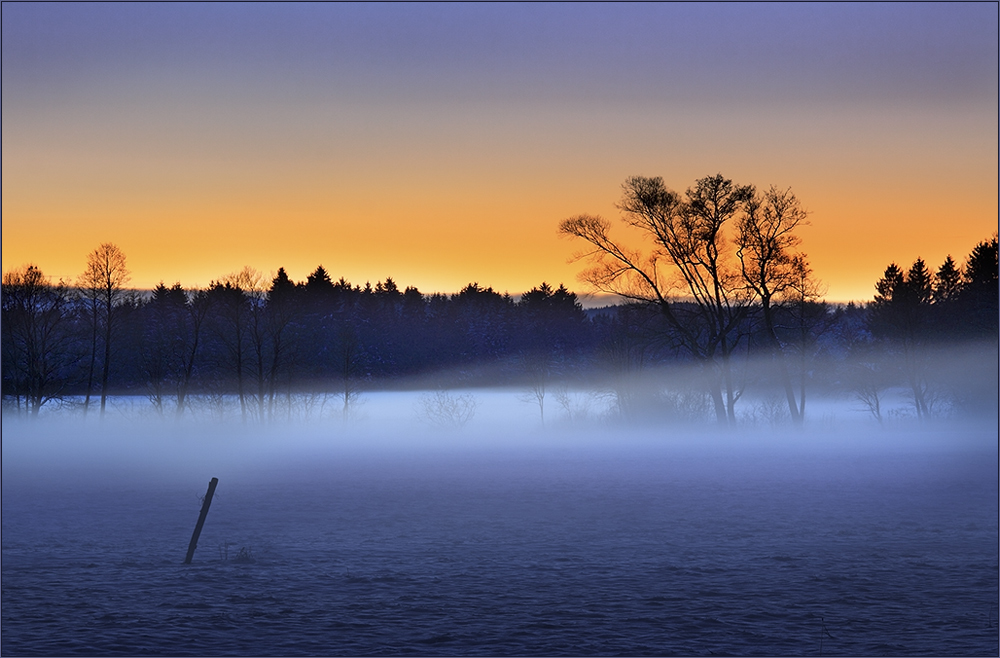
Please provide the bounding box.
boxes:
[3,174,997,425]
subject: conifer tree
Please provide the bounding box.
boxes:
[905,258,933,306]
[933,256,962,303]
[960,236,999,336]
[305,265,334,292]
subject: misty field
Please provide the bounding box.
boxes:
[2,390,998,656]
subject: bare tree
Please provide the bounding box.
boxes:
[418,390,477,429]
[78,243,130,417]
[77,272,101,414]
[851,358,887,425]
[176,288,211,418]
[240,268,270,423]
[561,174,754,425]
[736,186,811,425]
[518,351,552,426]
[1,265,77,415]
[335,323,364,421]
[781,255,833,421]
[209,267,264,423]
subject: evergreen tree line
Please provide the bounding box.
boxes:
[2,235,996,423]
[862,238,999,419]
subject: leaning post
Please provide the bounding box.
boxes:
[184,477,219,564]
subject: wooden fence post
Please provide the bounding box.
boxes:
[184,477,218,564]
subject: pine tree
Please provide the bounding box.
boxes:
[933,256,962,303]
[960,236,999,336]
[905,258,932,306]
[305,265,334,292]
[963,237,999,290]
[870,263,906,339]
[270,267,297,299]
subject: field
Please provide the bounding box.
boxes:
[2,390,997,656]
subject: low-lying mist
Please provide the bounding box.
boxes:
[3,372,996,657]
[3,385,996,492]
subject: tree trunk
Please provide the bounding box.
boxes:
[83,307,97,416]
[709,379,727,424]
[762,299,802,426]
[100,300,112,416]
[720,343,738,426]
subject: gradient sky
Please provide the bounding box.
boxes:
[3,3,997,302]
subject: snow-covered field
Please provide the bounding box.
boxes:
[2,390,997,656]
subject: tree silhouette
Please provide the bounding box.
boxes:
[932,256,962,304]
[206,267,265,422]
[907,258,933,306]
[780,255,833,420]
[1,265,77,415]
[79,243,130,416]
[5,226,993,425]
[864,237,998,417]
[516,282,589,424]
[305,265,334,292]
[176,287,211,418]
[736,185,813,425]
[561,174,759,425]
[264,268,302,420]
[334,322,364,420]
[960,236,999,336]
[270,267,297,299]
[451,283,515,366]
[140,282,188,414]
[870,259,935,417]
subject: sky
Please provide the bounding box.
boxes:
[2,3,997,302]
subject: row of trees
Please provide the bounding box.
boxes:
[3,175,996,424]
[866,240,999,419]
[1,250,592,420]
[2,244,132,417]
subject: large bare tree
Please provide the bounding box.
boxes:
[562,174,815,426]
[561,174,755,424]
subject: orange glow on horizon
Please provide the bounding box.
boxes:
[5,114,996,304]
[3,176,995,304]
[3,46,996,304]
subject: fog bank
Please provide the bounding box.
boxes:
[3,389,996,494]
